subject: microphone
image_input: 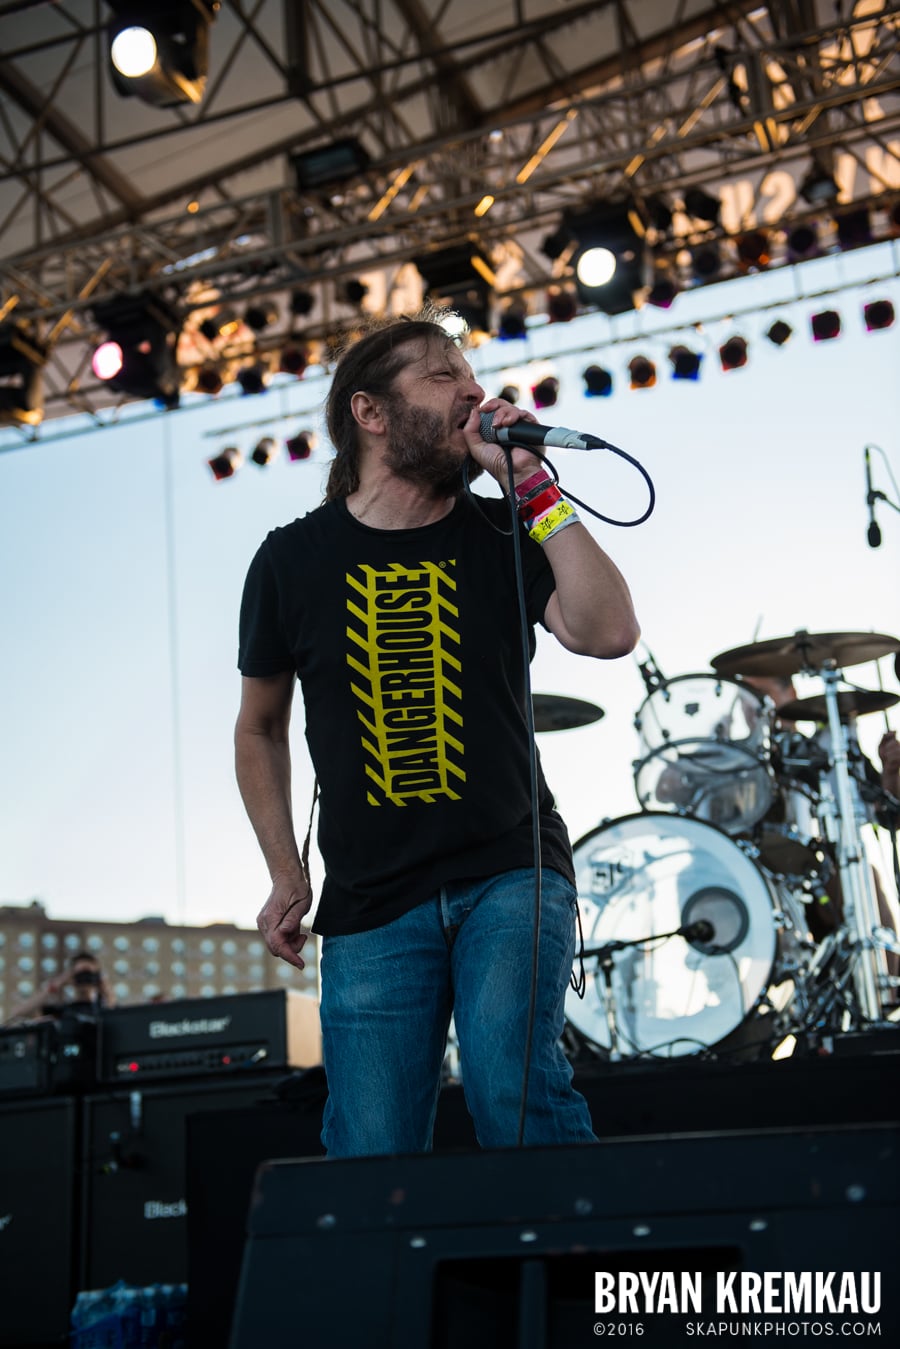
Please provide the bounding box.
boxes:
[679,919,715,944]
[865,446,882,548]
[479,411,607,452]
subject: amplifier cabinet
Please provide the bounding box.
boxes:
[80,1075,287,1291]
[0,1095,80,1345]
[98,989,321,1085]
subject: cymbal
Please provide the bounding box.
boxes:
[712,630,900,678]
[776,690,899,723]
[532,693,605,732]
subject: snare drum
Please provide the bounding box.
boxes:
[634,674,775,834]
[565,813,812,1058]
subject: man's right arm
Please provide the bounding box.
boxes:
[234,671,312,970]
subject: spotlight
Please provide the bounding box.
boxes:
[531,376,559,410]
[647,275,678,308]
[194,364,223,394]
[547,289,577,323]
[498,384,520,403]
[786,223,819,262]
[540,229,571,262]
[244,302,279,333]
[279,344,308,376]
[719,336,748,370]
[646,196,674,234]
[683,187,721,225]
[290,288,315,317]
[766,320,793,347]
[199,308,240,343]
[414,246,494,333]
[341,279,369,307]
[91,291,182,407]
[207,445,242,481]
[236,364,268,395]
[583,365,613,397]
[668,345,702,380]
[628,356,656,389]
[810,310,841,342]
[251,437,278,467]
[864,300,895,332]
[498,307,527,340]
[565,200,647,315]
[286,430,316,461]
[291,139,370,192]
[0,322,46,426]
[835,207,872,251]
[690,244,722,283]
[799,158,839,206]
[736,230,771,271]
[107,1,217,108]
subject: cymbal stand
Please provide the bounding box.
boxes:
[817,663,889,1023]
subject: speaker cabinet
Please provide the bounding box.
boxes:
[230,1125,900,1348]
[81,1075,286,1290]
[0,1096,79,1345]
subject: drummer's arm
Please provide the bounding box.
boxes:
[542,527,640,658]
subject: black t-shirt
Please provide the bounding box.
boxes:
[238,493,574,935]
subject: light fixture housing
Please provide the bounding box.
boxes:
[414,245,494,334]
[719,335,749,370]
[668,345,702,380]
[91,291,182,407]
[628,356,656,389]
[583,365,613,397]
[0,323,46,426]
[810,310,842,342]
[563,200,647,314]
[291,138,371,192]
[106,2,218,108]
[531,376,559,409]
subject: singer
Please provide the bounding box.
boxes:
[235,311,640,1156]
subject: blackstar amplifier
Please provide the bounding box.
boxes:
[0,1015,99,1097]
[98,989,321,1084]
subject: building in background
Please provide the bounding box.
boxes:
[0,900,318,1022]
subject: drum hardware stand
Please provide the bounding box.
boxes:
[815,663,890,1024]
[582,925,707,1062]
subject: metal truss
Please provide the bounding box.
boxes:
[1,0,899,425]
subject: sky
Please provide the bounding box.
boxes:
[1,241,899,937]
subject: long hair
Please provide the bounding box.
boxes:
[323,314,460,501]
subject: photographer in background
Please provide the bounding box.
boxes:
[5,949,115,1024]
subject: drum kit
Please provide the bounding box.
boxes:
[538,628,900,1064]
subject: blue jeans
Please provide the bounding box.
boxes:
[319,867,597,1156]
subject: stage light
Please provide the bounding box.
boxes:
[415,246,494,334]
[498,384,520,403]
[648,275,678,308]
[251,437,278,467]
[683,187,721,224]
[736,230,771,271]
[244,302,279,333]
[236,364,268,395]
[540,229,571,262]
[291,139,370,192]
[0,322,46,427]
[864,300,895,332]
[583,365,613,397]
[194,364,223,394]
[547,289,577,323]
[628,356,656,389]
[719,335,748,370]
[532,376,559,409]
[835,207,872,251]
[799,158,839,205]
[342,279,369,307]
[106,2,217,108]
[290,288,315,317]
[498,307,527,340]
[766,320,793,347]
[207,445,242,481]
[279,344,308,376]
[91,291,182,407]
[199,309,240,343]
[668,345,702,380]
[286,430,316,461]
[690,244,722,282]
[786,222,820,262]
[810,310,841,341]
[561,200,646,315]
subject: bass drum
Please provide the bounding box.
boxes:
[565,813,812,1059]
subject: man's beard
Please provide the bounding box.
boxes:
[382,396,483,494]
